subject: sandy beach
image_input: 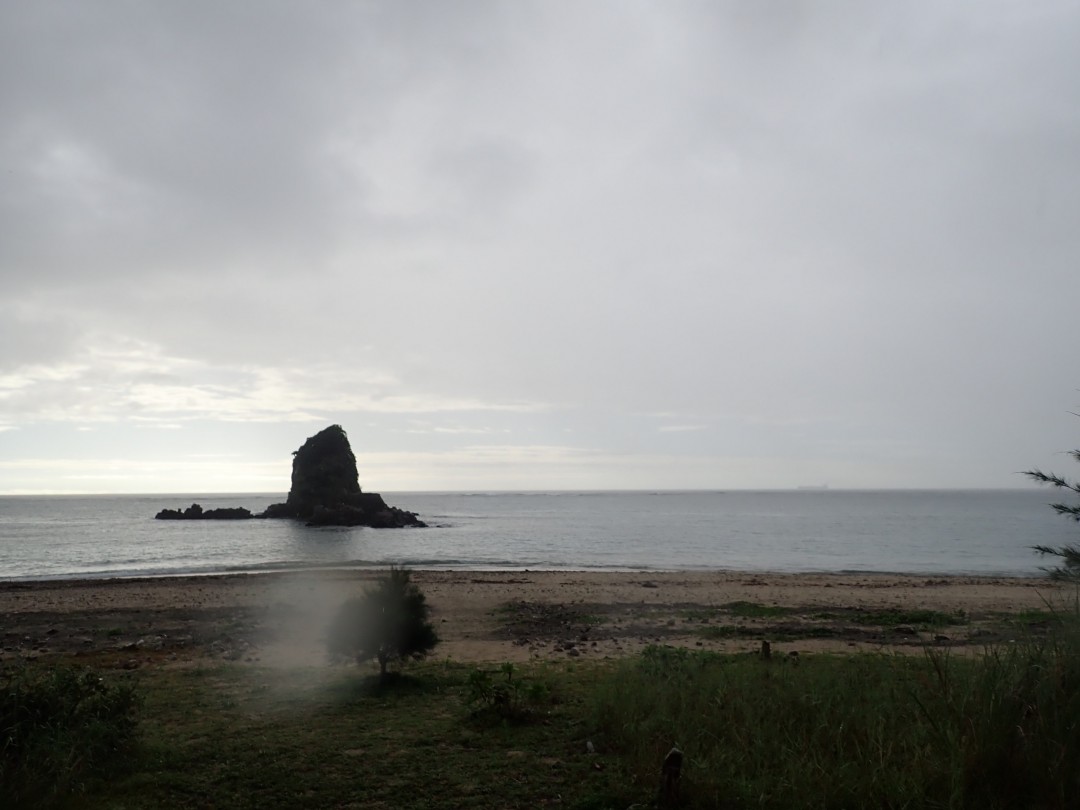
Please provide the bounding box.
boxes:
[0,569,1068,669]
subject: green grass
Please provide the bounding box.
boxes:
[592,624,1080,809]
[18,612,1080,809]
[70,660,632,810]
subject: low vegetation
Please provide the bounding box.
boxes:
[594,623,1080,808]
[811,606,966,628]
[0,664,140,808]
[9,560,1080,809]
[6,606,1073,809]
[686,603,968,644]
[326,566,439,678]
[465,662,553,723]
[61,660,630,810]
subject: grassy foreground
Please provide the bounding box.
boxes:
[53,660,628,810]
[593,641,1080,808]
[7,618,1080,809]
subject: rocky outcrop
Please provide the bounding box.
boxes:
[279,424,362,517]
[155,504,253,520]
[153,425,425,528]
[305,493,423,528]
[261,425,425,528]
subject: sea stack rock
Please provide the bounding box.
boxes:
[155,504,253,520]
[261,425,425,528]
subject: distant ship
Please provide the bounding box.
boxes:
[797,484,829,491]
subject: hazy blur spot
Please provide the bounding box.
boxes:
[253,570,367,671]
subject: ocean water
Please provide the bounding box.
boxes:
[0,490,1074,581]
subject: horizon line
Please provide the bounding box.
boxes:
[0,486,1043,497]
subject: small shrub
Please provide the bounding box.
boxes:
[465,662,551,722]
[327,567,439,678]
[0,664,140,808]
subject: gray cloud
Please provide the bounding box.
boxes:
[1,1,1079,491]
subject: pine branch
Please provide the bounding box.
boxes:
[1023,468,1080,494]
[1026,437,1080,581]
[1049,502,1080,521]
[1031,545,1080,582]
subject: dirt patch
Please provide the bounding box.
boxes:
[0,605,290,667]
[489,598,1041,660]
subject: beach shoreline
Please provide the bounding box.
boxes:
[1,569,1069,667]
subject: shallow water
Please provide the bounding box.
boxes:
[0,489,1072,581]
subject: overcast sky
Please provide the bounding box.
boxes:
[1,1,1079,494]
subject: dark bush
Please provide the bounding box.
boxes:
[1,664,140,807]
[465,662,551,723]
[327,567,439,678]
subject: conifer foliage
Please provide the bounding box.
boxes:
[328,568,439,677]
[1026,445,1080,582]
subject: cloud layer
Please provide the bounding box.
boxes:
[2,2,1079,492]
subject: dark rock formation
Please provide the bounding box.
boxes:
[155,504,253,520]
[262,425,425,528]
[305,494,420,528]
[153,425,424,528]
[282,424,361,516]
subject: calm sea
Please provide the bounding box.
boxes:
[0,490,1073,581]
